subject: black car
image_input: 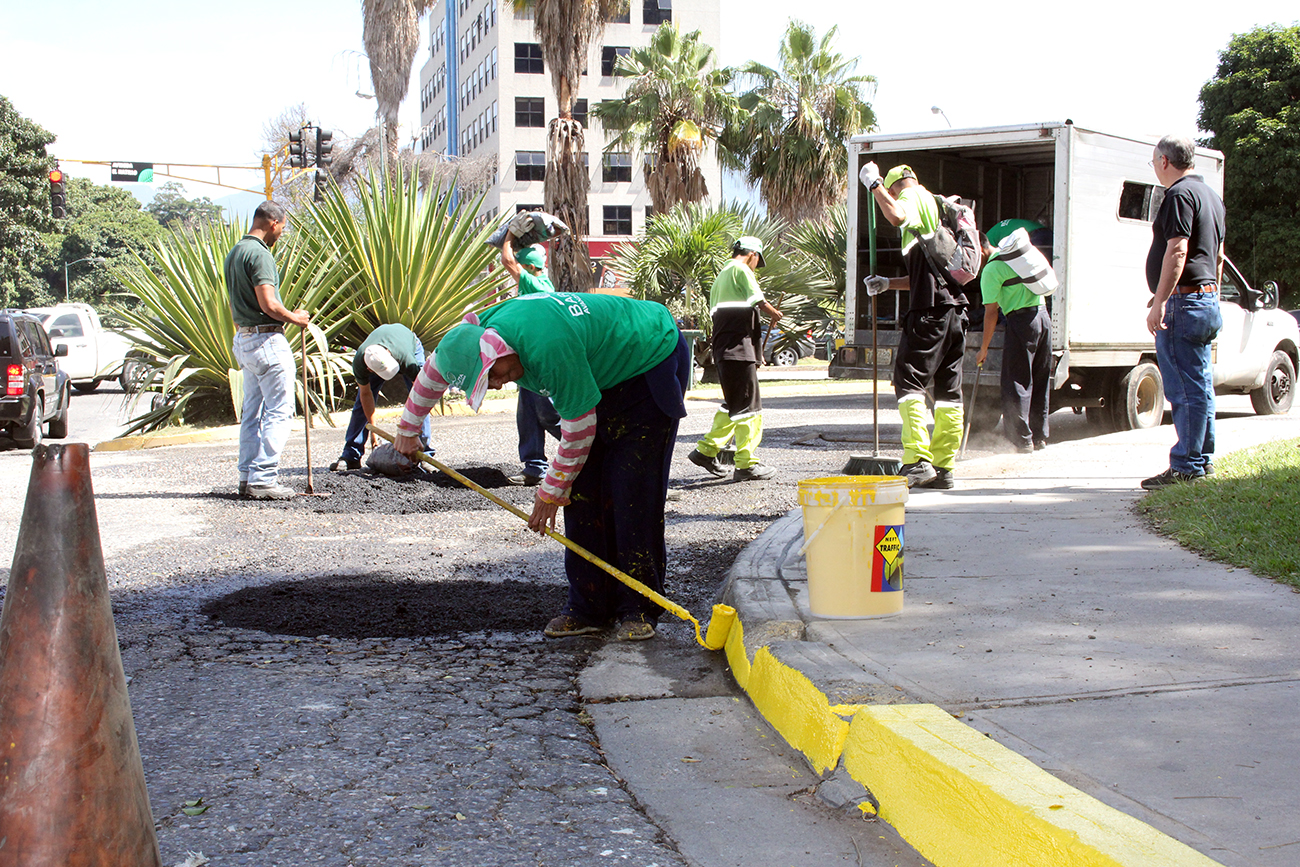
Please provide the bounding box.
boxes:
[760,324,817,367]
[1,311,71,448]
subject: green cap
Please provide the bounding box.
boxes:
[884,165,916,190]
[516,244,546,269]
[733,235,766,268]
[434,323,488,411]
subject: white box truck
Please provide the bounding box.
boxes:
[831,121,1298,430]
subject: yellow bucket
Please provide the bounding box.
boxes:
[797,475,908,618]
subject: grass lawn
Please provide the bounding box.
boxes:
[1137,437,1300,588]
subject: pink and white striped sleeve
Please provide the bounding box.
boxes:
[537,410,597,506]
[397,355,450,436]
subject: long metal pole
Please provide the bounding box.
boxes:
[868,199,880,456]
[301,328,315,494]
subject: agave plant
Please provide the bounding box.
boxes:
[304,169,509,350]
[113,220,358,434]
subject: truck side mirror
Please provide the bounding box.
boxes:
[55,344,69,357]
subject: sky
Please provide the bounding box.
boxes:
[4,1,1297,211]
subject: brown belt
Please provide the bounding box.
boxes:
[236,324,284,334]
[1175,283,1217,294]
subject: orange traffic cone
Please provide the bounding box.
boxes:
[0,443,161,866]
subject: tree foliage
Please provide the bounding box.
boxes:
[0,95,56,307]
[1198,24,1300,306]
[145,181,224,232]
[362,0,435,168]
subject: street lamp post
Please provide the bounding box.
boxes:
[931,106,952,128]
[62,256,106,302]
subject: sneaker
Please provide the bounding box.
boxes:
[1033,439,1048,451]
[917,467,954,489]
[543,614,604,638]
[245,483,296,500]
[330,457,361,472]
[614,616,656,641]
[688,448,728,478]
[733,462,777,481]
[508,473,544,487]
[1140,468,1203,490]
[899,460,937,488]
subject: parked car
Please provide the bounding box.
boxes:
[26,302,139,393]
[761,324,816,366]
[1,310,71,448]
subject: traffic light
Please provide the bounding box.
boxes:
[316,129,333,169]
[314,170,328,203]
[289,129,305,168]
[49,169,67,219]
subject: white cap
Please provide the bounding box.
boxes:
[363,344,400,380]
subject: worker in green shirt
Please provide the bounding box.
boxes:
[330,323,431,471]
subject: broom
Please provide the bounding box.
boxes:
[843,191,903,476]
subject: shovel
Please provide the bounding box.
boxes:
[960,361,983,458]
[299,328,330,497]
[368,424,737,651]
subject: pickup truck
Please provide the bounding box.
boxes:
[26,302,143,393]
[1,310,71,448]
[832,121,1298,430]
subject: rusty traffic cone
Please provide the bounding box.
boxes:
[0,444,161,866]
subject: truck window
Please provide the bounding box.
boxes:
[1117,181,1165,222]
[48,313,83,338]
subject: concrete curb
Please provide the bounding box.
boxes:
[719,513,1224,867]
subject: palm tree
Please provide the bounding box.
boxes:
[591,24,738,215]
[722,20,877,225]
[512,0,627,292]
[362,0,436,169]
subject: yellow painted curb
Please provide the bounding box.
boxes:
[721,613,1225,867]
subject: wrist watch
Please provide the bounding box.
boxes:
[869,179,883,190]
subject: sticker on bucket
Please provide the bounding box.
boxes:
[873,525,903,592]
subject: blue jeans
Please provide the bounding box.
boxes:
[517,387,561,477]
[1155,292,1222,475]
[340,374,432,461]
[233,331,296,486]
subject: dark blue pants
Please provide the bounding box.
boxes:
[1155,292,1222,475]
[562,335,689,625]
[340,372,431,461]
[1000,306,1051,447]
[517,388,561,477]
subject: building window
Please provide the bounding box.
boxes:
[645,206,654,222]
[1118,181,1165,222]
[516,151,546,181]
[601,46,630,77]
[515,97,545,128]
[603,205,633,236]
[572,98,588,128]
[515,43,544,74]
[602,152,632,183]
[643,0,671,25]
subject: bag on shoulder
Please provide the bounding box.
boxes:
[994,227,1058,296]
[486,210,569,249]
[911,194,981,286]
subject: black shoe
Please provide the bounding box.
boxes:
[899,460,937,488]
[1033,439,1047,451]
[688,448,728,478]
[330,457,361,472]
[1140,468,1203,490]
[1014,442,1034,454]
[917,467,954,489]
[508,473,544,486]
[733,462,776,481]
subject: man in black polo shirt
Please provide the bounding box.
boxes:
[225,200,311,500]
[1141,135,1225,490]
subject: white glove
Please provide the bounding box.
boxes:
[859,161,881,190]
[864,275,890,296]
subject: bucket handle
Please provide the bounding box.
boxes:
[798,502,846,557]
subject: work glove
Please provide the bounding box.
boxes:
[858,161,881,190]
[864,275,890,296]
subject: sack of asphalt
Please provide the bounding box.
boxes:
[366,443,416,478]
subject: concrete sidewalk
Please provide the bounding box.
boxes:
[719,412,1299,867]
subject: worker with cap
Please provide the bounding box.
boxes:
[687,236,783,482]
[331,323,431,471]
[393,292,690,642]
[500,239,562,486]
[860,163,968,489]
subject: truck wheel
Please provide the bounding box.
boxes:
[1112,363,1164,431]
[17,396,44,449]
[73,379,100,394]
[47,388,70,439]
[120,359,149,393]
[1250,350,1295,415]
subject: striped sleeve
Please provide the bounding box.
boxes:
[537,410,597,505]
[397,355,450,435]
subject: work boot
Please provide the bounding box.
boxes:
[688,448,728,478]
[1140,468,1203,490]
[917,467,954,489]
[1033,439,1048,451]
[899,460,937,488]
[544,614,603,638]
[733,462,776,481]
[508,473,544,486]
[614,616,656,641]
[245,483,296,500]
[330,457,361,472]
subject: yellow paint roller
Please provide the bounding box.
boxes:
[369,424,736,650]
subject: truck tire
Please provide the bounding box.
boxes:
[16,396,44,449]
[1112,363,1164,431]
[73,379,100,394]
[47,388,70,439]
[1249,350,1295,415]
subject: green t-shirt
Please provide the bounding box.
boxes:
[709,258,764,362]
[225,235,281,327]
[895,186,939,254]
[352,323,425,383]
[517,269,555,296]
[980,259,1044,315]
[479,292,678,419]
